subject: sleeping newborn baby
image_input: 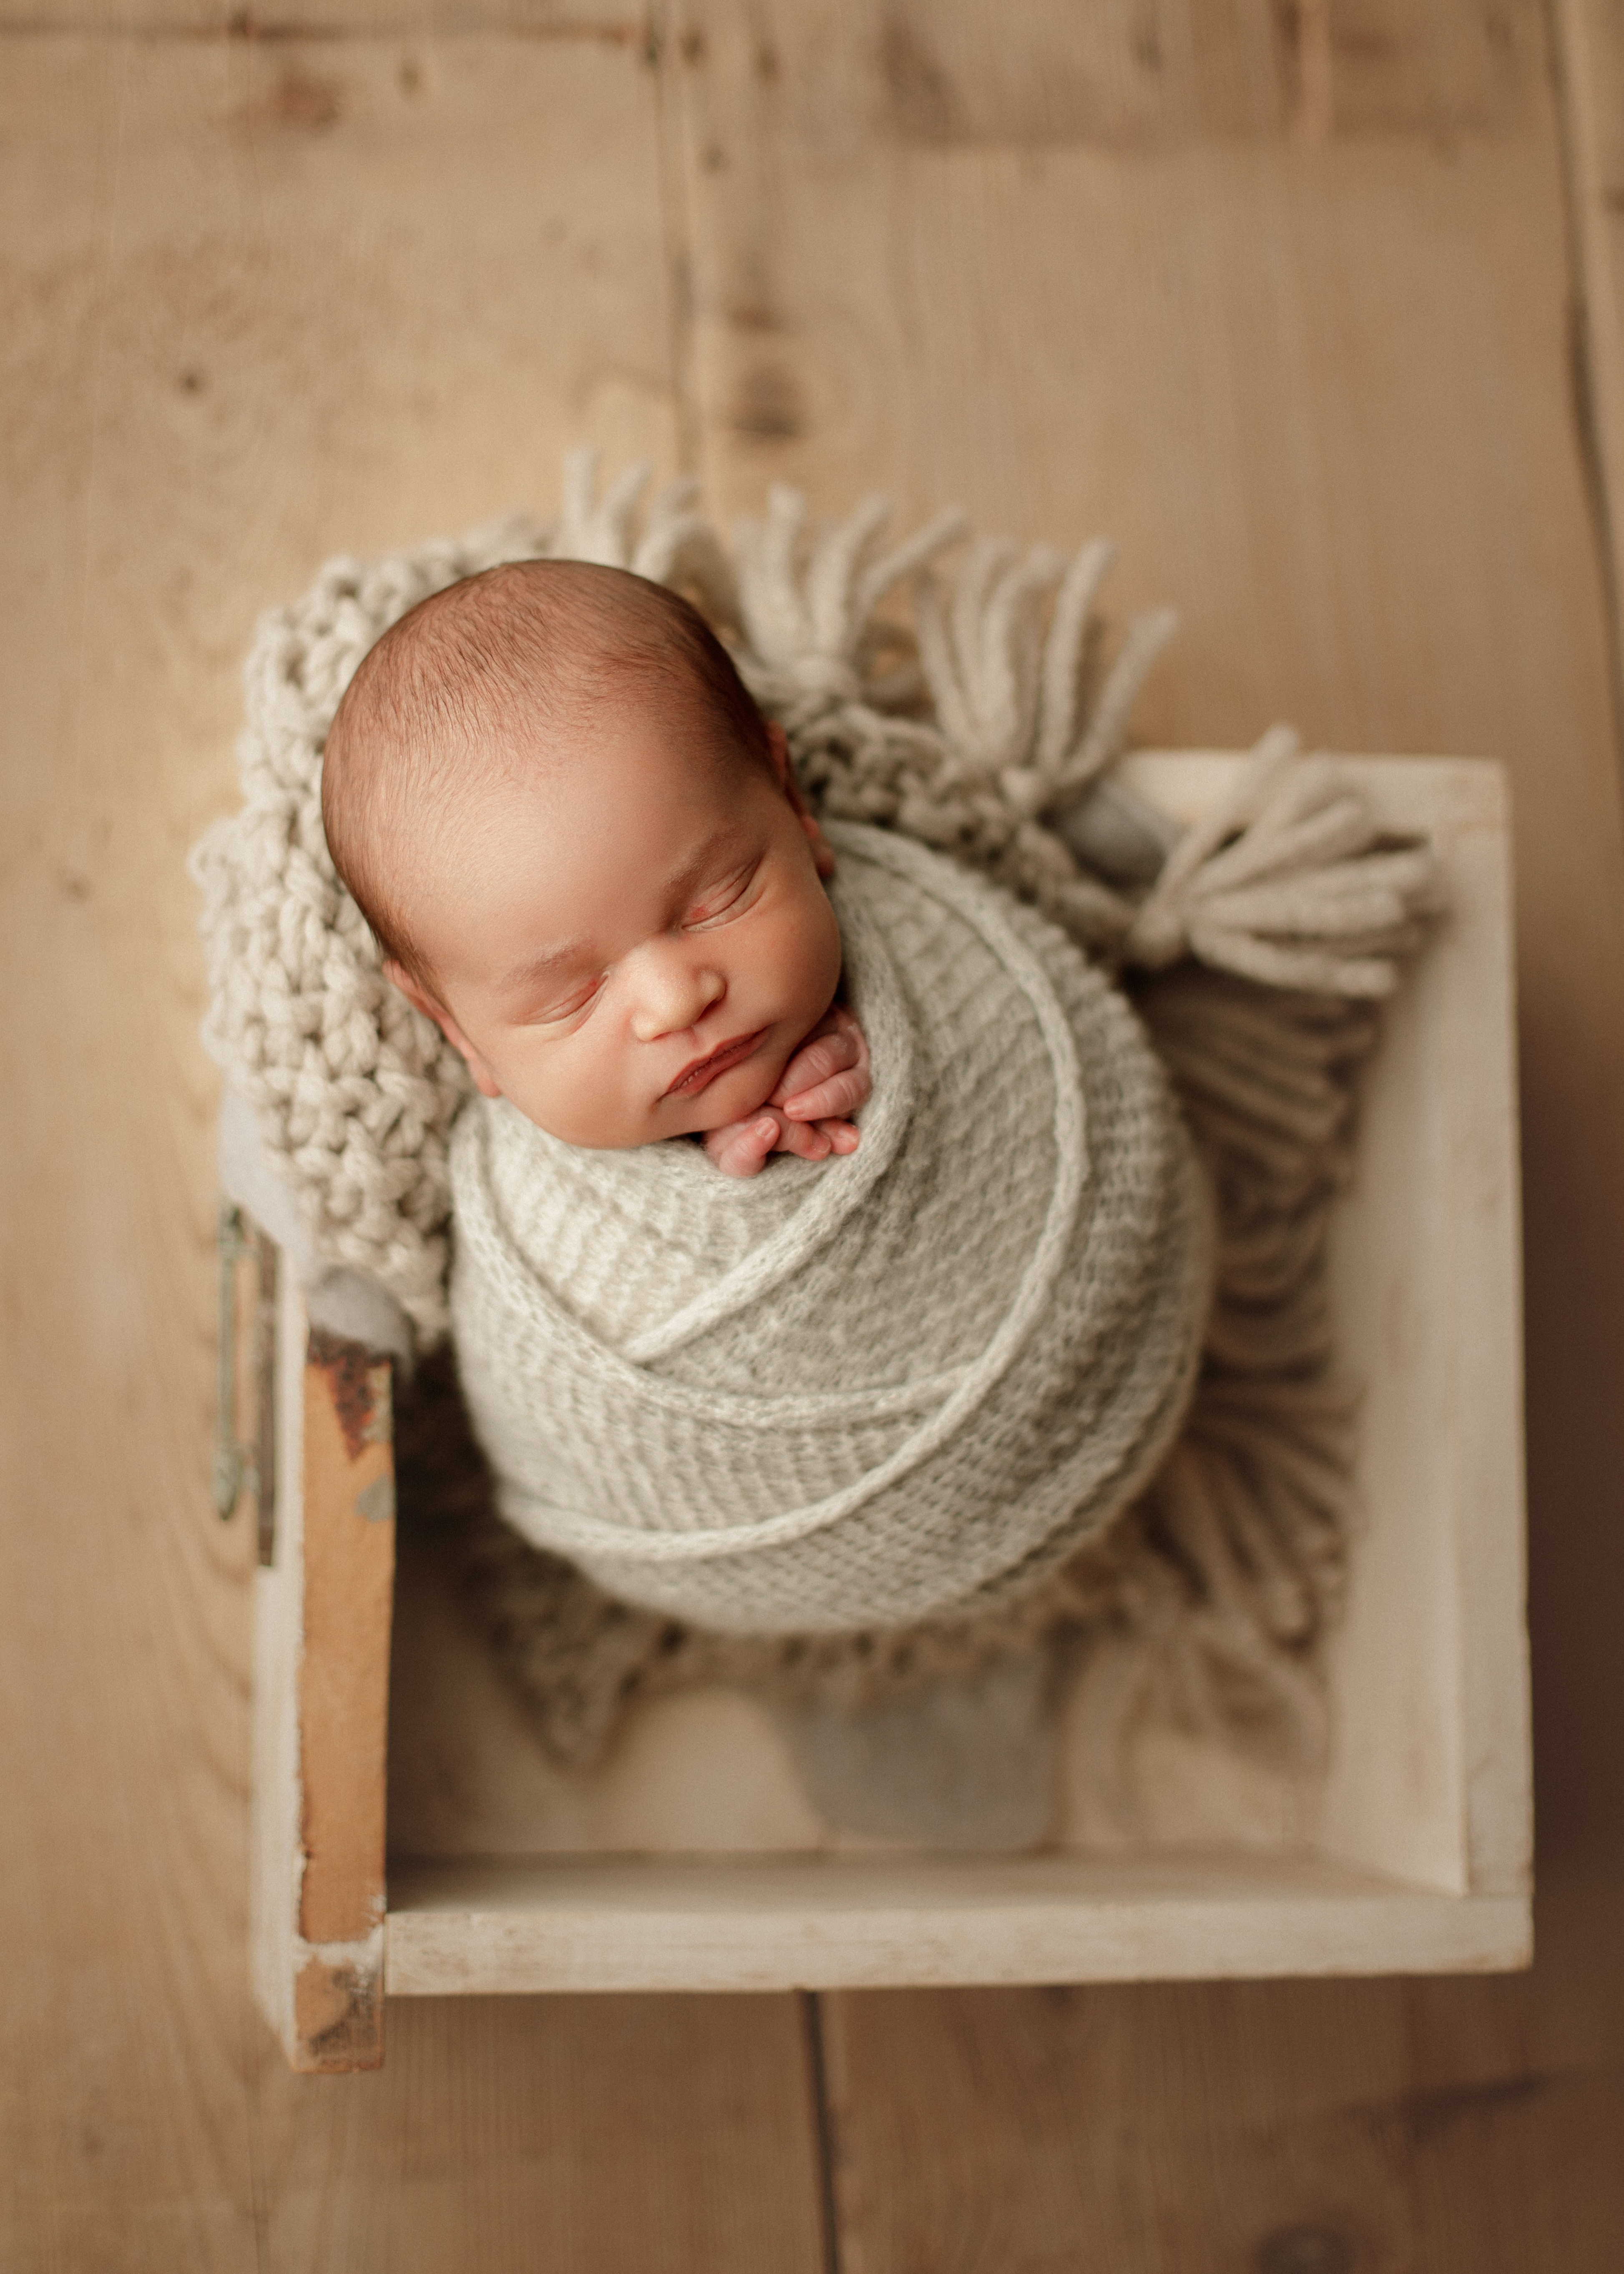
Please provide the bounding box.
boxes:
[321,556,1212,1637]
[322,559,872,1178]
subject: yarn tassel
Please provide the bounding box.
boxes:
[733,484,966,731]
[1119,727,1444,997]
[549,448,742,625]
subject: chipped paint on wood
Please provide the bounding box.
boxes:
[292,1932,385,2073]
[307,1325,392,1458]
[355,1473,395,1524]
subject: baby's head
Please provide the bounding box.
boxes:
[322,560,842,1149]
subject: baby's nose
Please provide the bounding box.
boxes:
[627,944,726,1042]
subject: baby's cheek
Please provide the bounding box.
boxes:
[507,1038,638,1150]
[791,896,844,1022]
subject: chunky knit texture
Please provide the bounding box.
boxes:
[450,825,1212,1633]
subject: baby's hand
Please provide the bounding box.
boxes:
[774,1004,870,1126]
[702,1007,871,1179]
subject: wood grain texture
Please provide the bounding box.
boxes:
[0,2,642,33]
[818,1959,1624,2274]
[1555,0,1624,703]
[244,1992,827,2272]
[0,15,826,2265]
[663,1,1624,2264]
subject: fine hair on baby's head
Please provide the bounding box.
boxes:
[322,559,769,994]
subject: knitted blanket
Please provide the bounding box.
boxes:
[449,824,1212,1634]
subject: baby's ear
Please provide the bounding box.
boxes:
[765,721,837,879]
[799,809,837,880]
[382,958,504,1098]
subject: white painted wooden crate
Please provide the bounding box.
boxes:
[247,755,1529,2070]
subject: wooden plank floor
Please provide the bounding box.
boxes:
[3,1,1621,2265]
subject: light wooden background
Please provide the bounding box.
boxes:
[5,1,1624,2265]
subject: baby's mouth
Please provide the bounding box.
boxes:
[664,1029,769,1099]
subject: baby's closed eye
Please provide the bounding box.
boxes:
[682,857,763,931]
[523,973,606,1027]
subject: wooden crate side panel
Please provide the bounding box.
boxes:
[382,1853,1531,1997]
[1316,761,1529,1896]
[300,1335,395,1947]
[249,1258,310,2061]
[291,1339,395,2071]
[1112,757,1531,1901]
[251,1269,396,2073]
[1431,771,1531,1899]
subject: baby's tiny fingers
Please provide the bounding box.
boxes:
[772,1117,833,1162]
[779,1065,871,1122]
[704,1114,780,1178]
[770,1027,860,1104]
[808,1027,862,1075]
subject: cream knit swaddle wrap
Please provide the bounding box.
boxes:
[450,823,1212,1634]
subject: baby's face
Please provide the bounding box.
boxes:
[387,704,843,1150]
